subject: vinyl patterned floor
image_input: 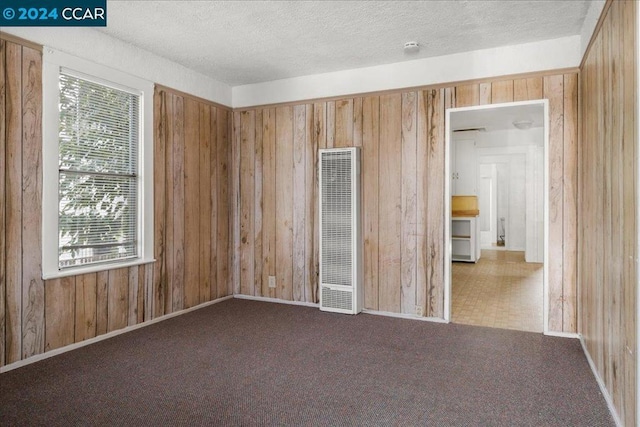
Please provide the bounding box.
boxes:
[452,250,543,333]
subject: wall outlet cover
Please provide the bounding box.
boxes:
[268,276,276,288]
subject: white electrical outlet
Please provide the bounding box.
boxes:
[415,306,423,317]
[268,276,276,288]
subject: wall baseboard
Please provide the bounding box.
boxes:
[0,295,234,374]
[362,308,448,323]
[544,331,580,339]
[579,335,623,427]
[233,294,319,308]
[234,295,449,325]
[235,294,452,323]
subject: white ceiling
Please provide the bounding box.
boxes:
[101,0,593,86]
[451,103,545,132]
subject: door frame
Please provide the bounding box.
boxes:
[477,163,497,248]
[443,99,550,334]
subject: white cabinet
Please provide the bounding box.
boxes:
[451,138,477,195]
[451,216,480,263]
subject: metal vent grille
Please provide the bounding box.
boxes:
[321,150,352,287]
[322,287,353,311]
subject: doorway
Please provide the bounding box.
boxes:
[443,100,549,334]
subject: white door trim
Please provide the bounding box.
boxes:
[444,99,550,335]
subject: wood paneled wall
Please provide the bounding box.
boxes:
[153,88,234,316]
[0,39,44,366]
[0,35,233,368]
[578,1,637,425]
[234,72,578,332]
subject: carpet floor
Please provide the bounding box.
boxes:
[0,298,614,426]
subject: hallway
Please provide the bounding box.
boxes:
[452,250,543,333]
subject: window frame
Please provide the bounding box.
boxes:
[42,48,154,279]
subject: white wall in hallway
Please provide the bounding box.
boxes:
[475,128,544,261]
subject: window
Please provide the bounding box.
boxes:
[58,72,139,268]
[43,49,154,279]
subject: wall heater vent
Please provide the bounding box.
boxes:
[319,147,362,314]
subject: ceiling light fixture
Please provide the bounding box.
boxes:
[513,119,533,130]
[404,41,420,54]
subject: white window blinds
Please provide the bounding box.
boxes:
[58,72,140,269]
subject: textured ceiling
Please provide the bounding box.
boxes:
[101,1,592,86]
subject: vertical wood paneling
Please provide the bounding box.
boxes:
[5,42,22,364]
[232,111,241,296]
[254,110,263,297]
[445,87,456,110]
[544,74,565,332]
[378,94,402,313]
[183,99,200,308]
[425,88,446,318]
[601,18,613,392]
[579,1,636,424]
[240,111,255,296]
[162,92,174,315]
[107,268,128,332]
[226,112,234,296]
[128,267,139,326]
[585,41,597,364]
[0,39,5,367]
[586,25,603,425]
[0,42,234,367]
[353,97,363,148]
[334,99,353,148]
[74,274,97,342]
[455,84,479,107]
[153,89,167,318]
[171,95,185,312]
[312,103,327,303]
[362,96,380,310]
[577,47,588,351]
[292,105,306,301]
[607,5,623,411]
[562,73,578,332]
[400,92,417,314]
[514,77,543,101]
[262,108,276,298]
[44,278,75,351]
[198,104,212,303]
[490,80,514,103]
[479,83,491,105]
[416,91,428,316]
[594,35,606,373]
[95,271,108,335]
[217,108,231,298]
[621,2,636,423]
[137,265,145,324]
[20,46,43,359]
[275,106,294,300]
[326,101,335,148]
[163,94,174,313]
[304,104,315,302]
[144,264,153,322]
[209,107,219,299]
[233,74,577,330]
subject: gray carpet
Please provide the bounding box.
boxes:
[0,298,614,426]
